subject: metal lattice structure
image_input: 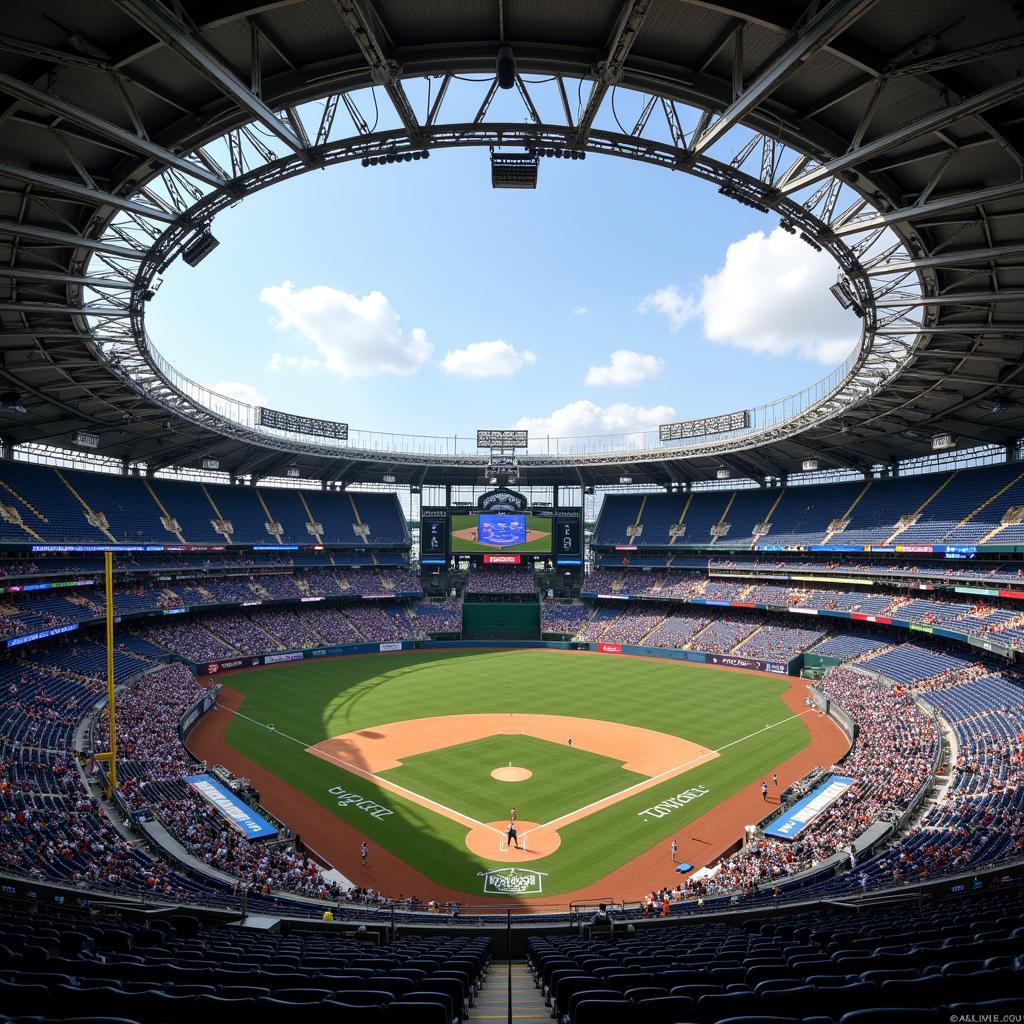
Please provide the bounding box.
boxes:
[1,0,1023,488]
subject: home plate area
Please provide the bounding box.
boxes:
[306,713,718,864]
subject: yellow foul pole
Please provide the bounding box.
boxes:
[95,551,118,795]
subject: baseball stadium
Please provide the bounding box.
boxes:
[1,2,1024,1022]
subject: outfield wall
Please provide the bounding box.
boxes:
[194,639,798,676]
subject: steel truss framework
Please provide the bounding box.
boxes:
[1,1,1023,488]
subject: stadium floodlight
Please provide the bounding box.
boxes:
[829,280,854,310]
[382,474,397,483]
[801,459,820,472]
[180,230,220,267]
[716,468,731,479]
[286,466,301,478]
[799,232,823,252]
[73,431,99,449]
[619,476,632,484]
[491,152,539,189]
[932,433,957,451]
[201,457,219,470]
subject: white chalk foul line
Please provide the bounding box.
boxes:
[215,702,505,837]
[523,707,818,838]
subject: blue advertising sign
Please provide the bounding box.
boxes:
[185,774,277,840]
[763,775,854,840]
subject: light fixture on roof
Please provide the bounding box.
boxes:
[0,390,27,414]
[619,476,632,484]
[180,230,219,267]
[73,431,99,449]
[716,468,731,479]
[496,44,516,89]
[201,457,219,470]
[382,474,397,483]
[931,433,957,451]
[286,466,301,478]
[801,459,820,472]
[829,279,854,310]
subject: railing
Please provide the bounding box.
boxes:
[144,331,863,459]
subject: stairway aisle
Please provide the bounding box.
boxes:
[473,960,548,1022]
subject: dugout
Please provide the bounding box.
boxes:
[461,601,540,640]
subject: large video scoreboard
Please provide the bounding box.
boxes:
[421,506,581,565]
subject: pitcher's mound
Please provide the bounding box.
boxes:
[491,765,532,782]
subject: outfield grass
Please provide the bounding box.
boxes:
[380,734,646,825]
[220,649,810,898]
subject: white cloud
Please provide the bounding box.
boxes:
[638,285,698,330]
[585,349,664,386]
[640,228,860,364]
[268,352,319,372]
[439,340,537,378]
[571,305,589,316]
[515,400,675,442]
[260,281,432,378]
[210,380,265,406]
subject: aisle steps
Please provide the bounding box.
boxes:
[474,960,548,1022]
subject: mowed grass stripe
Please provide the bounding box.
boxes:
[221,650,809,895]
[379,734,646,825]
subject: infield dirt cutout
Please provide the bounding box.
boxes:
[306,713,718,862]
[491,765,532,781]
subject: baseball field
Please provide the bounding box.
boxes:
[189,649,847,902]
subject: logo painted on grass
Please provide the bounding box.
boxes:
[328,786,394,819]
[478,867,548,895]
[638,784,710,820]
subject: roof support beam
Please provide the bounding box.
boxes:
[0,219,144,258]
[835,179,1024,236]
[575,0,652,145]
[332,0,421,143]
[0,162,177,222]
[0,266,132,289]
[113,0,307,156]
[865,242,1024,276]
[876,290,1024,307]
[784,74,1024,194]
[691,0,880,157]
[0,301,128,316]
[875,324,1024,336]
[0,71,226,189]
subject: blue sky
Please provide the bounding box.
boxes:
[147,119,860,446]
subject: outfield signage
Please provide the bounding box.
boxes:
[265,651,304,664]
[763,775,854,840]
[705,653,788,674]
[597,642,622,654]
[478,867,547,894]
[6,622,79,648]
[379,642,402,652]
[639,784,710,820]
[484,553,522,565]
[185,774,277,839]
[328,786,393,820]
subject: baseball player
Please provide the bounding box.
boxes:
[671,839,678,862]
[761,781,768,802]
[506,820,520,850]
[361,841,368,865]
[509,806,517,822]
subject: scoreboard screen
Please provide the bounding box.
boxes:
[450,513,552,553]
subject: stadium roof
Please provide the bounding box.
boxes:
[1,0,1023,487]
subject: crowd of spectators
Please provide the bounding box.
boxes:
[540,601,590,634]
[675,667,938,903]
[466,569,537,595]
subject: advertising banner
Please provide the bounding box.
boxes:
[597,642,622,654]
[763,775,854,840]
[379,642,402,652]
[185,774,277,839]
[483,553,522,565]
[704,653,789,674]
